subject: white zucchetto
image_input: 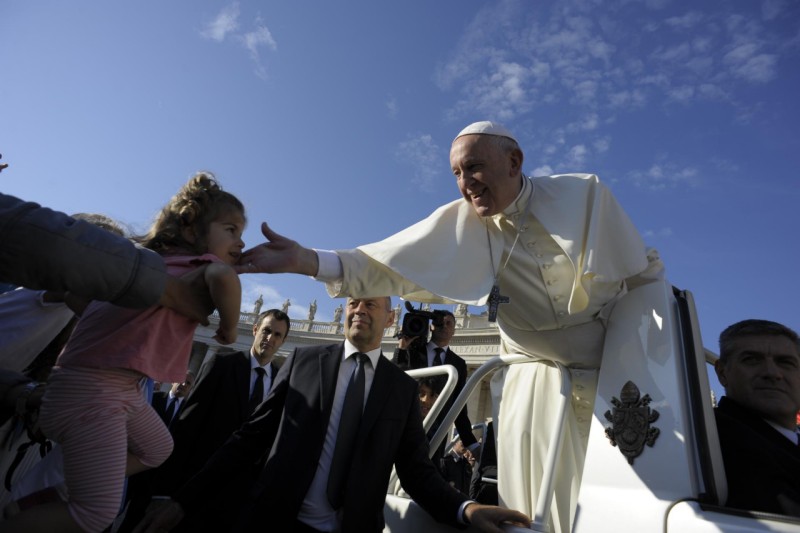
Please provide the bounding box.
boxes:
[454,121,518,143]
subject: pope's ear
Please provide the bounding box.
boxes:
[509,147,523,176]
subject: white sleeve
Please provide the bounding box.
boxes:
[312,249,343,282]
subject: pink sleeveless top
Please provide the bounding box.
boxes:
[56,253,222,383]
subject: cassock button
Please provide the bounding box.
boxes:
[558,311,566,317]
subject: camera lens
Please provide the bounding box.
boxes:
[403,314,428,338]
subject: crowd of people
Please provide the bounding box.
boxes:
[0,116,797,533]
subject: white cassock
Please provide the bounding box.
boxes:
[319,174,662,532]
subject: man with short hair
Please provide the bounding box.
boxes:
[714,319,800,516]
[393,310,479,457]
[155,309,289,494]
[121,310,290,532]
[135,297,529,533]
[152,371,196,427]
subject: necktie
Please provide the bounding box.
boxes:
[433,347,444,366]
[163,398,177,425]
[327,353,368,509]
[248,367,266,414]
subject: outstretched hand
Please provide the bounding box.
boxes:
[236,222,319,276]
[466,503,531,532]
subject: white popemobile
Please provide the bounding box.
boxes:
[384,279,800,532]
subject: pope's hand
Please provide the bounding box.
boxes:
[236,222,319,277]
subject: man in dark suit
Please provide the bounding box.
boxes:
[154,308,290,495]
[714,319,800,517]
[135,296,529,533]
[120,310,290,531]
[393,309,479,458]
[150,372,196,427]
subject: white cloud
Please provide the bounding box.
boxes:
[643,227,674,238]
[395,134,442,193]
[725,50,777,83]
[386,96,398,119]
[240,279,285,313]
[565,144,588,168]
[566,113,599,133]
[242,25,277,55]
[593,137,611,153]
[697,83,728,101]
[531,164,553,177]
[665,11,703,30]
[692,36,713,54]
[667,85,695,103]
[201,6,277,80]
[240,23,277,79]
[573,80,598,103]
[762,0,787,20]
[629,163,699,190]
[608,89,646,108]
[436,0,789,137]
[651,42,691,63]
[201,3,240,42]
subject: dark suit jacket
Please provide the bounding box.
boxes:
[392,345,478,448]
[121,354,280,533]
[150,391,175,425]
[156,350,279,495]
[715,396,800,517]
[176,343,467,533]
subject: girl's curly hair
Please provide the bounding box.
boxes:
[138,171,245,255]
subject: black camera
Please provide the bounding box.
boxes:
[399,301,445,339]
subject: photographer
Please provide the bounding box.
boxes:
[392,308,479,464]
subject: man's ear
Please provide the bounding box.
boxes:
[715,360,728,387]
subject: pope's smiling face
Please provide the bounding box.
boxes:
[451,134,523,218]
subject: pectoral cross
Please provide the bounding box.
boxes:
[487,284,509,322]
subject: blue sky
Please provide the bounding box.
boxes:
[2,1,798,395]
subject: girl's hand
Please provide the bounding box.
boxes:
[213,324,238,345]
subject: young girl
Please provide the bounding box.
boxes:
[5,173,245,532]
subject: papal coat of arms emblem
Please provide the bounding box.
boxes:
[604,381,660,465]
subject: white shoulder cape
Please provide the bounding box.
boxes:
[335,174,648,314]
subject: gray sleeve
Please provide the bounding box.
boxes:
[0,192,166,308]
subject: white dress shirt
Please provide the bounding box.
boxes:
[296,340,379,531]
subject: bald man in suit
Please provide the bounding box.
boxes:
[135,297,529,533]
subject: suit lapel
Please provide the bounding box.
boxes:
[319,344,343,418]
[235,351,251,418]
[358,355,393,443]
[268,361,279,392]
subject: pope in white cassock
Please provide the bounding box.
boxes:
[241,121,663,532]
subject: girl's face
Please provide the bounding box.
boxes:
[205,210,246,265]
